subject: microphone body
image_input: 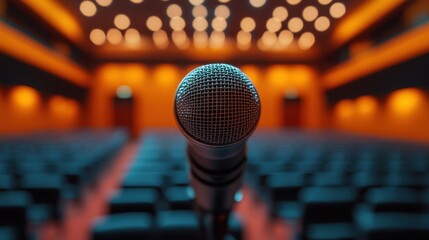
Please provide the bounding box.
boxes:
[174,63,260,213]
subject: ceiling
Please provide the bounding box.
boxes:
[54,0,361,61]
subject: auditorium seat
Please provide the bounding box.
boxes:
[109,188,160,215]
[92,212,154,240]
[364,187,421,213]
[355,206,429,240]
[0,227,15,240]
[156,210,199,240]
[0,191,31,240]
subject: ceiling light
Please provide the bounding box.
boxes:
[107,28,122,45]
[130,0,144,3]
[153,30,169,49]
[288,17,303,33]
[170,17,186,31]
[193,31,208,49]
[314,16,330,31]
[189,0,204,6]
[266,17,282,33]
[215,5,230,19]
[167,4,182,18]
[125,28,140,44]
[114,14,131,30]
[209,31,225,49]
[240,17,256,32]
[257,38,269,51]
[218,0,230,2]
[89,29,106,46]
[318,0,332,5]
[80,1,97,17]
[298,32,315,49]
[303,6,318,22]
[171,30,188,45]
[147,16,162,31]
[261,31,276,47]
[330,2,346,18]
[237,30,252,46]
[192,5,208,18]
[286,0,301,5]
[278,30,293,46]
[249,0,266,8]
[95,0,112,7]
[172,30,189,49]
[193,17,208,31]
[212,17,227,31]
[273,6,288,22]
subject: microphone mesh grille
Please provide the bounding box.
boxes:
[175,63,260,145]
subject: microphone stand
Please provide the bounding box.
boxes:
[198,210,230,240]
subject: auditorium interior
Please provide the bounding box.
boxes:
[1,0,429,239]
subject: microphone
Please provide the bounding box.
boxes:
[174,63,261,214]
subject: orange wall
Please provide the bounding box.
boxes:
[330,88,429,143]
[88,63,326,135]
[0,85,82,134]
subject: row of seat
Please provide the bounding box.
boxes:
[91,129,429,240]
[0,129,128,240]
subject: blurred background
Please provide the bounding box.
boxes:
[1,0,429,239]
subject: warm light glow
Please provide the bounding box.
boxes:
[147,16,163,31]
[21,0,84,43]
[107,28,122,45]
[273,6,288,22]
[303,6,318,22]
[96,0,113,7]
[212,17,227,31]
[266,18,282,33]
[130,0,144,3]
[355,96,378,116]
[10,86,40,111]
[323,24,429,90]
[172,30,190,49]
[80,1,97,17]
[315,16,330,31]
[298,32,315,50]
[286,0,301,5]
[192,17,208,31]
[125,28,140,44]
[387,88,425,116]
[193,31,208,49]
[0,22,89,86]
[209,31,225,49]
[192,5,208,18]
[89,29,106,46]
[241,17,256,32]
[153,30,169,49]
[335,99,355,120]
[288,17,303,33]
[250,0,266,8]
[114,14,131,30]
[215,5,230,19]
[167,4,182,18]
[332,1,406,45]
[170,17,186,31]
[189,0,204,6]
[278,30,294,46]
[261,31,276,48]
[218,0,230,2]
[318,0,331,5]
[330,2,346,18]
[49,96,79,118]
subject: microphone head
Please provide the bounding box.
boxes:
[174,63,261,146]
